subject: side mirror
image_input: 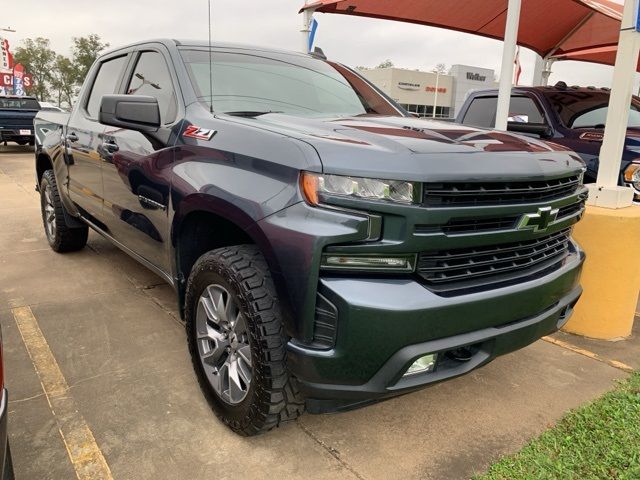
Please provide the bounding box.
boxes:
[99,95,160,132]
[507,121,553,139]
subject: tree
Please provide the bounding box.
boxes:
[377,59,394,69]
[71,35,109,83]
[50,55,78,108]
[14,37,56,100]
[432,63,448,75]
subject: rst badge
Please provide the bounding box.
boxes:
[183,125,217,140]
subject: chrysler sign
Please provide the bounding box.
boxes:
[398,81,421,91]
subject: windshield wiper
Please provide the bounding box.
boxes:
[223,110,283,118]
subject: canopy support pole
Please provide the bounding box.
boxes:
[495,0,522,130]
[301,4,315,53]
[589,0,639,208]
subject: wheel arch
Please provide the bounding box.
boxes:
[171,194,286,322]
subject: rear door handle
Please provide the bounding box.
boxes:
[66,132,78,143]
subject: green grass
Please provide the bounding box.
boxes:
[475,371,640,480]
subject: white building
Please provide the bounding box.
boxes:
[359,64,498,118]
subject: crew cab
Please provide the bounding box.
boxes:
[456,83,640,202]
[34,39,586,436]
[0,95,40,146]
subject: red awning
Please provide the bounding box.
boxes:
[300,0,623,59]
[553,45,640,71]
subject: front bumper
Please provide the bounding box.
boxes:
[288,248,584,413]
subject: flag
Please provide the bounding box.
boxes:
[308,17,319,52]
[514,46,522,85]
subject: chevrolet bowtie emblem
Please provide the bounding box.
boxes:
[518,206,559,232]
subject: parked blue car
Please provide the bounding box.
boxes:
[456,82,640,202]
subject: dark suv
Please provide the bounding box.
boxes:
[34,39,586,435]
[0,95,40,146]
[456,83,640,202]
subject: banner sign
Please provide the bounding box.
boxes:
[308,17,319,52]
[0,37,13,72]
[13,63,24,96]
[0,72,12,87]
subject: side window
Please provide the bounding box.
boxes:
[86,56,128,118]
[127,51,177,124]
[508,96,545,124]
[462,97,497,128]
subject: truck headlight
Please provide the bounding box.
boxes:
[301,172,417,205]
[623,163,640,190]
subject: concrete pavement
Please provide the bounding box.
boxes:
[0,145,637,480]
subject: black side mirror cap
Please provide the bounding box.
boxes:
[507,121,553,139]
[99,95,160,132]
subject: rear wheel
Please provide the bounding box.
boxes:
[185,245,304,435]
[40,170,88,252]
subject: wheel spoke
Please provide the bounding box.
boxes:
[227,358,246,403]
[208,286,228,324]
[198,295,220,326]
[237,344,252,367]
[234,312,248,335]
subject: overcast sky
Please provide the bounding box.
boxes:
[3,0,637,89]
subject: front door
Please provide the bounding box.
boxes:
[100,49,180,272]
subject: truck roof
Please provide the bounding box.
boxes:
[469,83,612,96]
[102,38,311,59]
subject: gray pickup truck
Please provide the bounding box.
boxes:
[34,39,586,436]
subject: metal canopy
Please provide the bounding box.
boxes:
[300,0,623,60]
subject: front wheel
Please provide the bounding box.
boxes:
[185,245,304,436]
[40,170,88,252]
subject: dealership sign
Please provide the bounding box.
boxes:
[398,81,421,90]
[0,37,12,71]
[466,72,487,81]
[425,86,447,93]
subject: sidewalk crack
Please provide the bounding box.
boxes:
[296,420,368,480]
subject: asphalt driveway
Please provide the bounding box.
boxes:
[0,145,636,480]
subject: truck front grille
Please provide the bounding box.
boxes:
[423,175,581,207]
[417,228,572,294]
[415,200,585,235]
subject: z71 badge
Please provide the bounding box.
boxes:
[183,125,217,140]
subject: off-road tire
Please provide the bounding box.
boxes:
[185,245,305,436]
[40,170,88,252]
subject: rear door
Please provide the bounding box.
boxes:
[100,48,180,272]
[66,54,129,219]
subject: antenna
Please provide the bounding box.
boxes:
[208,0,214,113]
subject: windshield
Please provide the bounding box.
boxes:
[544,90,640,129]
[0,97,40,110]
[179,49,401,117]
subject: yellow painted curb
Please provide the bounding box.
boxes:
[564,204,640,339]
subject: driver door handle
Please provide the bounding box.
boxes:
[103,141,119,153]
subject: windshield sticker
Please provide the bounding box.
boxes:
[183,125,216,140]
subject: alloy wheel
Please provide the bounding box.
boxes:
[195,284,252,404]
[43,184,56,240]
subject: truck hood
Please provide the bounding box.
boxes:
[227,114,585,182]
